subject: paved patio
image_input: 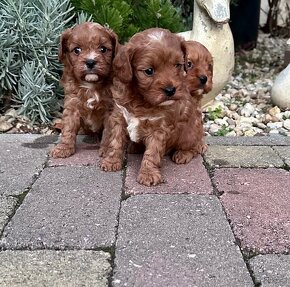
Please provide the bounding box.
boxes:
[0,134,289,286]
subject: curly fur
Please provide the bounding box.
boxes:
[184,40,213,103]
[50,22,119,158]
[100,28,207,186]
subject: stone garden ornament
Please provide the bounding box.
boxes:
[179,0,235,107]
[271,38,290,110]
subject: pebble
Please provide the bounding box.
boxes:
[240,103,255,117]
[0,119,13,132]
[268,106,281,117]
[0,108,55,134]
[209,124,221,134]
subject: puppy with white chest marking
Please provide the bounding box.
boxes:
[100,28,206,186]
[50,22,119,158]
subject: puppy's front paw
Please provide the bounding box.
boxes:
[50,144,75,158]
[137,169,164,186]
[100,158,123,171]
[98,146,107,157]
[172,150,194,164]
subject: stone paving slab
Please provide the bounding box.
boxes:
[0,250,111,287]
[0,134,57,144]
[213,168,290,254]
[125,154,212,195]
[249,255,290,287]
[204,145,284,168]
[273,146,290,167]
[206,135,290,146]
[0,166,122,250]
[48,143,100,166]
[0,196,17,234]
[113,195,253,287]
[0,140,50,196]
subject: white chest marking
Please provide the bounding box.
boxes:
[116,103,140,142]
[116,103,164,142]
[80,82,96,90]
[127,117,140,142]
[86,92,100,110]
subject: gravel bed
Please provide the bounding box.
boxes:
[0,32,289,136]
[203,32,290,137]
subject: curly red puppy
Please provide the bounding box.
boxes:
[183,40,214,154]
[50,22,118,158]
[184,40,213,102]
[100,28,206,186]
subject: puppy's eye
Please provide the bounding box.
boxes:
[175,63,183,69]
[187,61,193,69]
[144,68,154,76]
[208,63,213,71]
[73,47,81,55]
[100,46,108,53]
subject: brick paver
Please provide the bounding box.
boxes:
[0,166,122,250]
[273,146,290,167]
[125,154,212,195]
[0,250,111,287]
[113,195,253,287]
[0,196,17,234]
[249,255,290,287]
[204,145,284,168]
[48,143,100,166]
[0,141,50,196]
[213,168,290,254]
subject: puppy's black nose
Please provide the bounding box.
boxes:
[199,75,208,85]
[86,59,96,69]
[164,86,176,97]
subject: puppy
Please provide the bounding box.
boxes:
[183,40,214,154]
[100,28,206,186]
[184,40,213,103]
[126,41,213,156]
[50,22,118,158]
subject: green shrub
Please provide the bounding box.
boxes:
[70,0,185,43]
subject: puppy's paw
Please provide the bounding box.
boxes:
[172,150,194,164]
[50,144,75,158]
[137,169,164,186]
[100,158,123,171]
[98,146,107,157]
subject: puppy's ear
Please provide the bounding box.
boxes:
[113,45,133,83]
[105,28,120,58]
[58,28,72,63]
[181,40,189,72]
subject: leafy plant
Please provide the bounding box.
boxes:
[0,0,74,122]
[70,0,185,43]
[206,106,224,121]
[15,62,58,123]
[215,125,233,136]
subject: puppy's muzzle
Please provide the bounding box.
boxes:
[86,59,97,70]
[163,86,176,97]
[199,75,208,85]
